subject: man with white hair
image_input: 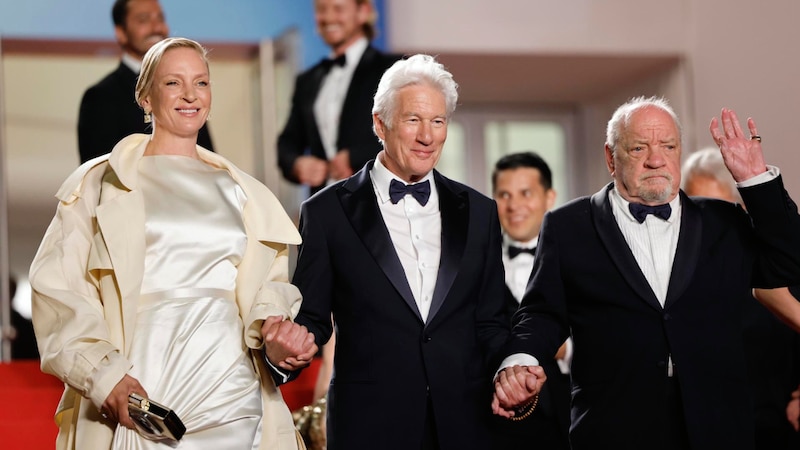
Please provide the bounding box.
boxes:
[285,54,516,450]
[493,97,800,450]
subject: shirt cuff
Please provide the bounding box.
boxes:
[264,350,290,384]
[87,351,133,409]
[556,337,573,375]
[737,165,779,187]
[494,353,540,381]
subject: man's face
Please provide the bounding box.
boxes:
[115,0,169,60]
[605,107,682,205]
[494,167,556,242]
[373,84,448,183]
[314,0,369,53]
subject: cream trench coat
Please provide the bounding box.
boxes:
[29,134,305,450]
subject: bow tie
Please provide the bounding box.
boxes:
[508,245,536,259]
[321,54,346,72]
[628,202,671,223]
[389,179,431,206]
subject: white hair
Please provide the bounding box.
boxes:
[605,95,682,152]
[371,54,458,141]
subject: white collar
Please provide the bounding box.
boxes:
[121,52,142,74]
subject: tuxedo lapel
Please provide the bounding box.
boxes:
[664,193,702,308]
[338,164,421,321]
[427,172,468,324]
[591,184,662,311]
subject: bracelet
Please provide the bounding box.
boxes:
[508,394,539,422]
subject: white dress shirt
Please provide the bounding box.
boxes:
[609,190,681,306]
[314,37,368,160]
[502,235,538,302]
[371,158,441,323]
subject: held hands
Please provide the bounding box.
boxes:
[709,108,768,182]
[262,315,318,371]
[491,365,547,419]
[101,374,148,429]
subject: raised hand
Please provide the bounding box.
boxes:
[709,108,768,182]
[262,316,318,371]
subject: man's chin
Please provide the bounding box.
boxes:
[640,187,674,204]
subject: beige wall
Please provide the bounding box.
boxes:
[387,0,800,198]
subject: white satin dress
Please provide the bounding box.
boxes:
[112,155,263,449]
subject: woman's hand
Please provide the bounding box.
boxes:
[101,374,148,429]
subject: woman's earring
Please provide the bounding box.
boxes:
[143,111,152,124]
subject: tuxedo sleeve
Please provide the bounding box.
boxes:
[740,174,800,287]
[475,206,514,370]
[291,199,335,345]
[277,76,309,183]
[506,210,570,362]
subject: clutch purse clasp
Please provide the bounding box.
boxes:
[128,393,186,443]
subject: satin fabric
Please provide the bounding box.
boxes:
[112,156,262,449]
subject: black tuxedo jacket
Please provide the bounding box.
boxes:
[508,177,800,450]
[492,283,571,450]
[276,46,400,188]
[292,162,509,450]
[78,62,213,163]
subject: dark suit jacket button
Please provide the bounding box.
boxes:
[424,336,432,343]
[663,313,672,321]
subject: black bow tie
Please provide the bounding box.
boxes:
[508,245,536,259]
[389,179,431,206]
[628,202,671,223]
[321,54,346,72]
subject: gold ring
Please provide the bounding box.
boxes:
[750,135,762,142]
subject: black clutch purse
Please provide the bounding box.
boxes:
[128,393,186,443]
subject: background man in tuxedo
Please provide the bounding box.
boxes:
[277,0,400,193]
[288,54,518,450]
[77,0,213,163]
[490,151,570,449]
[492,97,800,450]
[682,148,800,449]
